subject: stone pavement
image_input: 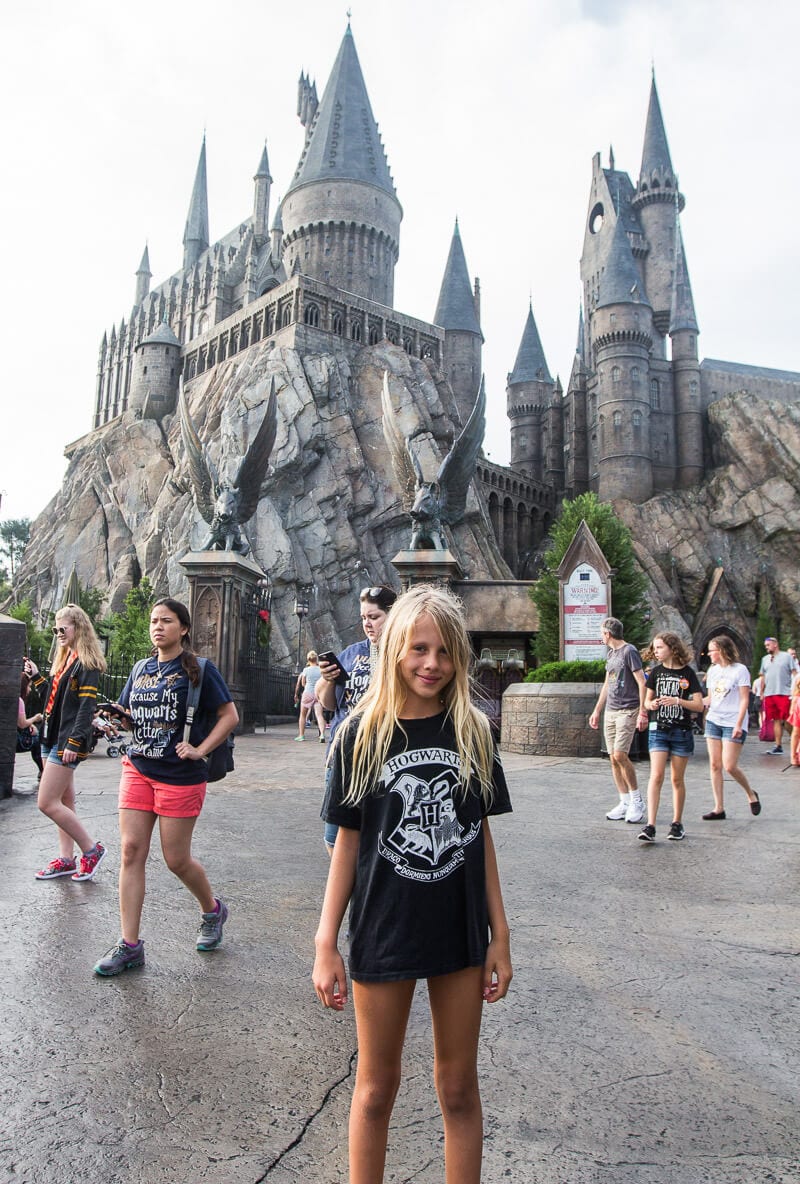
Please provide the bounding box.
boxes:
[2,725,798,1184]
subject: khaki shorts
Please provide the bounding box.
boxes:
[604,707,639,754]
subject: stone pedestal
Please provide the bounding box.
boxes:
[392,549,464,589]
[501,681,605,757]
[179,551,266,730]
[0,615,27,797]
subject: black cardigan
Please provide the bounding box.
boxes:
[32,660,101,761]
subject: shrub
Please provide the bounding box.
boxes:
[525,660,607,684]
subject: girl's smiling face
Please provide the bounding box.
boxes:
[398,613,455,718]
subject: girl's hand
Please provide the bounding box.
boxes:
[176,741,205,761]
[483,935,512,1002]
[313,946,348,1010]
[62,749,78,765]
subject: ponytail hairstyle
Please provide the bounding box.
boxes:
[339,584,495,808]
[709,634,739,665]
[151,597,201,686]
[50,604,107,676]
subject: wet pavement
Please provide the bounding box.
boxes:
[2,725,799,1183]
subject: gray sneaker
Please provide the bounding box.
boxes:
[197,898,229,951]
[94,939,145,977]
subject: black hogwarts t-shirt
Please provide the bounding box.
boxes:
[322,712,512,983]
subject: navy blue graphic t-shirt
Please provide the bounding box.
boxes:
[329,639,373,743]
[323,711,512,982]
[120,656,232,785]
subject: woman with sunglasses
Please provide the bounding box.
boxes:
[317,585,398,853]
[27,604,108,881]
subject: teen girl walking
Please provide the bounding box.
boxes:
[28,604,108,881]
[702,634,761,819]
[94,598,238,976]
[313,584,512,1184]
[637,632,704,843]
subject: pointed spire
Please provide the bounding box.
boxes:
[135,244,152,306]
[639,74,675,183]
[576,305,586,366]
[286,26,395,197]
[183,136,210,270]
[254,142,272,181]
[509,303,552,384]
[597,215,651,309]
[669,224,698,334]
[434,221,481,334]
[137,245,151,277]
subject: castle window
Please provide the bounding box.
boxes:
[304,303,320,328]
[689,335,696,351]
[689,380,698,396]
[143,366,148,375]
[613,410,622,429]
[280,304,292,328]
[650,378,661,408]
[632,410,643,429]
[351,321,362,343]
[631,366,640,382]
[612,366,621,382]
[332,311,343,336]
[610,313,616,326]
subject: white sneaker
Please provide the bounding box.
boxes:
[606,798,629,821]
[625,796,645,823]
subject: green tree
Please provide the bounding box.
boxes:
[0,518,31,581]
[105,579,156,665]
[7,598,53,659]
[532,493,649,663]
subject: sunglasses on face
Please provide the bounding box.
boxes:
[52,625,70,635]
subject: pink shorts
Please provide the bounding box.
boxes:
[118,756,207,818]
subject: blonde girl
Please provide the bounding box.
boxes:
[313,584,512,1184]
[294,650,326,741]
[27,604,108,881]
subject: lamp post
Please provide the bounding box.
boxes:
[293,588,310,673]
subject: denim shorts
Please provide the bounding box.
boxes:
[704,719,747,745]
[648,726,694,757]
[41,746,70,767]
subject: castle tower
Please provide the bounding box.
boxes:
[135,244,151,306]
[435,221,483,425]
[669,224,704,487]
[280,25,402,306]
[630,74,684,339]
[253,143,272,247]
[270,200,283,264]
[506,302,553,476]
[128,320,181,420]
[564,311,589,498]
[592,214,654,502]
[183,136,210,272]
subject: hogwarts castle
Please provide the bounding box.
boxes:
[18,22,800,664]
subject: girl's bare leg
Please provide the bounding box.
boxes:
[158,815,216,913]
[38,763,94,855]
[118,808,158,943]
[350,979,415,1184]
[428,966,485,1184]
[668,754,689,823]
[722,741,757,803]
[705,737,724,812]
[298,705,309,737]
[645,750,667,827]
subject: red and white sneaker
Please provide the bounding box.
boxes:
[35,856,78,880]
[71,842,107,881]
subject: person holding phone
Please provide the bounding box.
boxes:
[316,585,397,854]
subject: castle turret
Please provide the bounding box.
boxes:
[564,311,589,498]
[592,214,654,502]
[253,143,272,247]
[435,221,483,426]
[669,224,704,487]
[281,26,402,306]
[270,199,283,263]
[183,136,210,272]
[135,244,151,306]
[506,302,553,477]
[630,74,684,337]
[128,320,181,420]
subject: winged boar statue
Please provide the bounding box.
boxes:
[179,377,278,555]
[381,371,486,551]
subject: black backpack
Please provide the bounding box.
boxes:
[183,657,235,782]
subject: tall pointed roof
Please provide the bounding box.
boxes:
[136,245,151,276]
[254,142,272,181]
[575,305,586,367]
[434,221,481,335]
[183,136,209,252]
[639,73,674,181]
[286,27,395,197]
[597,215,651,309]
[669,225,698,333]
[509,304,552,384]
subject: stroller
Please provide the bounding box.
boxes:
[91,713,129,758]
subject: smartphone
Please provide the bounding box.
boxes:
[318,651,347,684]
[97,701,132,719]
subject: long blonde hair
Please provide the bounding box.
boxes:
[50,604,107,676]
[340,584,495,807]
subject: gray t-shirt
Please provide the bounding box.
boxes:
[759,651,794,697]
[605,643,643,710]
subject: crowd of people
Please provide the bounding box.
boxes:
[13,588,795,1183]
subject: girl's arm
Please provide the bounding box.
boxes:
[482,818,512,1003]
[176,700,239,761]
[313,825,359,1010]
[732,684,750,738]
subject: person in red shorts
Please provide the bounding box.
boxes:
[93,598,238,976]
[759,637,794,756]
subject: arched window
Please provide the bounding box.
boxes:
[632,410,643,429]
[612,365,621,382]
[631,365,640,381]
[368,325,380,345]
[331,311,343,336]
[650,378,661,409]
[613,410,622,429]
[280,304,292,328]
[303,303,320,328]
[350,320,362,343]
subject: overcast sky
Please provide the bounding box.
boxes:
[2,0,798,526]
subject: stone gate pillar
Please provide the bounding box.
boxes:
[0,615,26,797]
[179,551,265,731]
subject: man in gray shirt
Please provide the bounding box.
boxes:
[589,617,648,823]
[759,637,795,755]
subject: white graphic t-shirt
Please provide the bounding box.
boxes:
[323,712,512,982]
[705,662,751,730]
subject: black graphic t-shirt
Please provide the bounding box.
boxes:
[323,712,512,983]
[120,656,232,785]
[648,663,703,730]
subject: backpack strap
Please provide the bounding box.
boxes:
[183,657,207,744]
